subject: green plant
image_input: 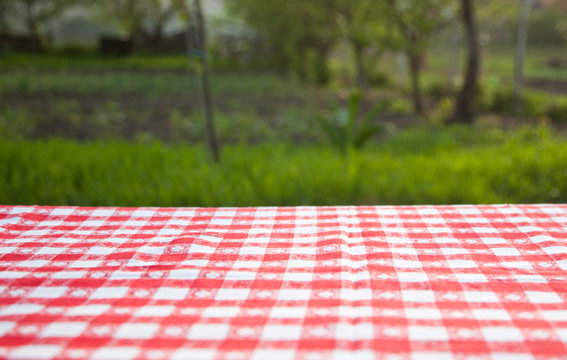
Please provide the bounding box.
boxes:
[548,98,567,124]
[484,88,551,118]
[317,91,387,154]
[0,109,36,140]
[2,125,567,206]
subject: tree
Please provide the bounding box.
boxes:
[91,0,146,40]
[514,0,533,114]
[452,0,480,124]
[331,0,389,88]
[385,0,456,114]
[0,0,13,34]
[91,0,184,44]
[548,0,567,41]
[229,0,340,84]
[143,0,185,49]
[7,0,76,40]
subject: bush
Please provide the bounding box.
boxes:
[547,98,567,124]
[367,70,391,88]
[426,82,452,100]
[317,91,387,154]
[484,88,551,118]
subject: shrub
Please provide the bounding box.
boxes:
[484,88,551,118]
[317,91,387,154]
[547,98,567,124]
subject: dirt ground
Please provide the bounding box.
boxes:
[526,78,567,94]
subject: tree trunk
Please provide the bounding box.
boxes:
[25,2,39,39]
[193,0,220,162]
[293,48,309,82]
[448,20,460,93]
[408,51,424,114]
[152,23,164,52]
[452,0,480,124]
[352,41,366,88]
[513,0,533,115]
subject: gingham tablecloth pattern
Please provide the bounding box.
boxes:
[1,205,567,360]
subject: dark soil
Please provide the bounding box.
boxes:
[1,86,420,143]
[526,78,567,94]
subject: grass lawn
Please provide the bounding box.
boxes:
[2,125,566,207]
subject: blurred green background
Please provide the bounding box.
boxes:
[1,0,567,206]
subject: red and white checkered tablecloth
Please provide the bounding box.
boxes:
[1,205,567,360]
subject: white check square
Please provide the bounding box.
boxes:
[261,324,302,341]
[278,289,311,301]
[134,305,175,317]
[251,349,295,360]
[454,273,487,283]
[40,322,88,337]
[525,291,562,304]
[393,259,422,268]
[169,269,200,280]
[541,310,567,321]
[28,287,67,299]
[1,304,44,316]
[405,308,442,320]
[464,291,499,303]
[215,288,250,301]
[188,324,229,340]
[481,327,523,342]
[86,246,115,255]
[271,307,306,318]
[90,287,128,299]
[67,304,110,316]
[283,272,312,282]
[0,271,28,279]
[447,259,476,268]
[0,321,15,336]
[10,345,62,360]
[172,349,216,360]
[472,309,510,321]
[397,272,429,282]
[409,326,449,341]
[92,347,139,360]
[115,323,159,339]
[52,271,86,279]
[202,306,239,318]
[225,271,256,281]
[492,247,521,256]
[154,287,189,300]
[402,290,436,303]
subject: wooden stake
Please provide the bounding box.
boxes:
[514,0,533,116]
[193,0,220,162]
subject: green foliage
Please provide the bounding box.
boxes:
[2,125,566,206]
[0,109,37,140]
[384,0,456,55]
[526,7,566,46]
[547,98,567,124]
[89,0,186,40]
[0,54,196,71]
[482,87,567,121]
[3,0,76,37]
[0,68,304,98]
[318,91,387,154]
[229,0,339,83]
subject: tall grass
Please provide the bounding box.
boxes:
[2,125,565,206]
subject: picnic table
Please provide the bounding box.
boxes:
[0,205,566,359]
